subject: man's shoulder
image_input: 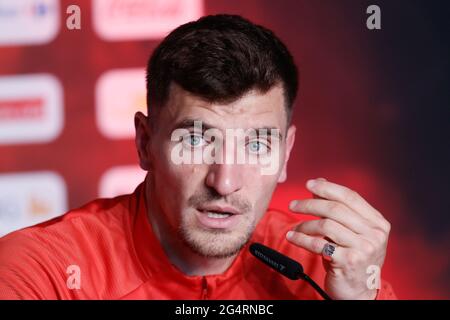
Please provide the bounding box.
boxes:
[0,193,138,299]
[257,207,303,237]
[254,207,304,254]
[254,207,323,273]
[0,193,132,246]
[0,193,134,266]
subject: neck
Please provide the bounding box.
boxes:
[145,182,237,276]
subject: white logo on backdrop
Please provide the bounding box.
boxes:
[0,0,60,46]
[95,68,146,139]
[0,171,68,237]
[0,73,64,145]
[92,0,204,41]
[98,165,146,198]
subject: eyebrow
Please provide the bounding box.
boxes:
[172,118,215,131]
[171,118,283,140]
[248,127,283,141]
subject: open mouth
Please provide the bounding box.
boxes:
[202,211,233,219]
[196,205,241,229]
[197,205,240,217]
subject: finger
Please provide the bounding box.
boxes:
[294,219,364,248]
[290,198,373,235]
[286,231,344,265]
[313,178,327,200]
[305,179,389,230]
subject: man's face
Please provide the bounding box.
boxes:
[135,83,296,258]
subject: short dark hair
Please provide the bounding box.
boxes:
[146,14,298,121]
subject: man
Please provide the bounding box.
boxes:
[0,14,395,299]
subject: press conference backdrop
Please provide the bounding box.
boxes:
[0,0,449,299]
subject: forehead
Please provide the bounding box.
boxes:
[159,83,287,130]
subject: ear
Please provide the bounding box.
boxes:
[277,124,296,183]
[134,111,152,171]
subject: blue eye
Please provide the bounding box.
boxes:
[190,135,200,146]
[248,140,268,154]
[249,141,260,152]
[185,134,205,147]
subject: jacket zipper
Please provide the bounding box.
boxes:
[201,276,208,299]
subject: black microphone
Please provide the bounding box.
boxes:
[249,242,332,300]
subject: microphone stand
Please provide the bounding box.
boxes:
[249,242,333,300]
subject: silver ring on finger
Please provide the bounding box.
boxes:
[322,242,337,261]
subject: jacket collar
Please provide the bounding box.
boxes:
[131,181,262,287]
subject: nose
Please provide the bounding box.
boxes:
[205,163,244,196]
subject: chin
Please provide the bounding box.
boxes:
[179,225,254,259]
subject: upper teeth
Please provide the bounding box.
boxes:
[207,212,230,218]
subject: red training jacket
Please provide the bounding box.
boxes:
[0,182,396,299]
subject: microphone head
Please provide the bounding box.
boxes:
[249,242,304,280]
